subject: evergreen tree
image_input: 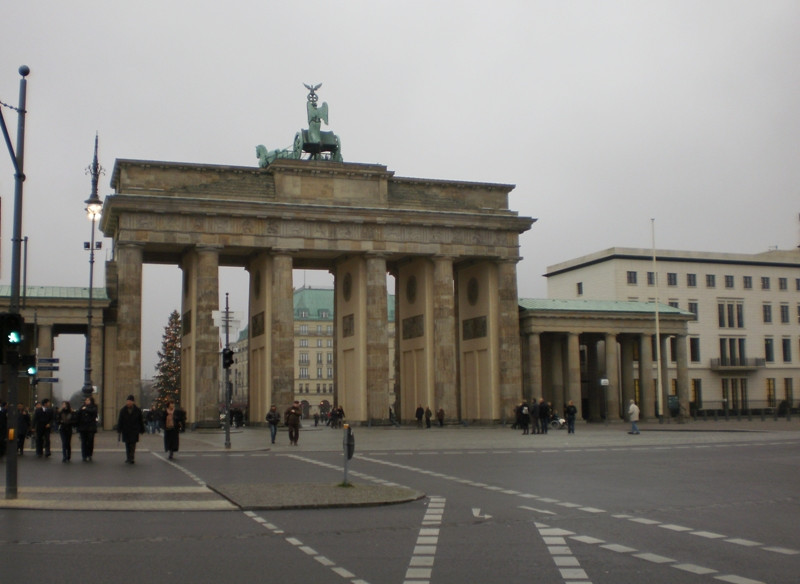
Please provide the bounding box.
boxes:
[153,310,182,409]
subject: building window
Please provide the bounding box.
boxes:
[299,352,309,364]
[327,367,333,378]
[686,273,696,287]
[317,325,323,335]
[766,378,776,408]
[782,338,792,363]
[780,304,789,324]
[667,273,677,286]
[576,282,583,295]
[320,309,330,318]
[689,337,701,362]
[724,275,734,289]
[743,276,752,289]
[718,300,744,328]
[691,379,703,409]
[668,300,679,309]
[796,278,800,291]
[317,339,323,347]
[647,272,655,286]
[317,367,323,378]
[764,338,774,362]
[327,326,333,335]
[627,271,637,285]
[688,301,698,320]
[299,338,308,347]
[327,352,333,364]
[299,367,309,379]
[706,274,716,288]
[797,304,800,324]
[316,353,323,364]
[761,277,770,290]
[299,324,308,335]
[327,339,333,348]
[778,277,787,291]
[763,304,772,323]
[299,309,309,318]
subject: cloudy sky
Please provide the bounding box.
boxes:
[2,1,798,396]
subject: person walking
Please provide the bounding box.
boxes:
[265,404,280,444]
[424,406,432,429]
[538,398,550,434]
[530,399,540,434]
[436,408,445,427]
[565,400,578,434]
[77,396,98,461]
[33,399,54,457]
[285,401,302,445]
[628,399,640,434]
[57,401,75,462]
[517,402,530,435]
[117,395,145,463]
[16,404,31,456]
[161,400,185,459]
[415,405,424,428]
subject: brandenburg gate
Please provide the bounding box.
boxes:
[100,88,534,427]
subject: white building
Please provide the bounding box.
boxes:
[546,247,800,415]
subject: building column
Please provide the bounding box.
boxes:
[638,333,654,421]
[620,335,635,418]
[605,332,620,420]
[113,242,142,419]
[246,252,272,425]
[271,251,295,411]
[433,255,457,421]
[34,324,54,403]
[497,259,523,416]
[528,332,542,404]
[365,254,390,422]
[566,332,582,413]
[659,335,671,419]
[586,338,601,421]
[194,245,221,426]
[675,333,690,422]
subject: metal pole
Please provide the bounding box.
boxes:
[224,293,231,449]
[651,218,664,424]
[82,213,96,395]
[4,65,30,500]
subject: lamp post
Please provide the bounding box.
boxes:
[82,135,103,396]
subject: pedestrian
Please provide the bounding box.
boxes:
[415,404,424,428]
[436,408,445,427]
[117,394,145,463]
[57,401,75,462]
[16,403,31,456]
[530,399,540,434]
[265,404,280,444]
[628,399,640,434]
[161,400,185,460]
[0,401,7,458]
[565,400,578,434]
[424,406,432,429]
[538,398,550,434]
[517,402,530,434]
[33,399,54,457]
[285,401,302,445]
[335,405,345,429]
[77,396,98,461]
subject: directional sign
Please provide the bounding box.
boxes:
[38,357,60,363]
[38,365,59,371]
[37,378,59,383]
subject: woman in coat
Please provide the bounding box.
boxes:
[76,396,98,462]
[58,401,75,462]
[161,400,185,460]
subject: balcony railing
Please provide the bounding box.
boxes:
[709,357,766,371]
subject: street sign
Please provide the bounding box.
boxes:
[37,377,59,383]
[38,357,59,363]
[38,365,59,371]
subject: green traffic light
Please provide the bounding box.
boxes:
[8,331,22,344]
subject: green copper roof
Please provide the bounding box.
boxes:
[519,298,692,316]
[0,285,109,301]
[293,287,395,321]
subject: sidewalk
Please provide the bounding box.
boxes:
[2,418,798,511]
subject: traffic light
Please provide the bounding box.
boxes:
[222,348,234,369]
[21,354,36,376]
[0,312,24,346]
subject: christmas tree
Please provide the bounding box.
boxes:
[153,310,182,409]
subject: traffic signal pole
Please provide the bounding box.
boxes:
[1,66,30,500]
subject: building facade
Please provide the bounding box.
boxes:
[546,247,800,415]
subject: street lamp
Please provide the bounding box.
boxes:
[82,135,103,396]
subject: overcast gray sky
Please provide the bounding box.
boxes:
[2,1,799,398]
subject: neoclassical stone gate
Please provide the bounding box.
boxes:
[101,158,534,426]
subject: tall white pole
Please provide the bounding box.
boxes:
[651,219,664,422]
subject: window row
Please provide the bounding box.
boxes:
[296,383,334,394]
[626,271,798,291]
[297,324,334,336]
[297,367,334,379]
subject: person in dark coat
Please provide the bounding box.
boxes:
[77,396,98,461]
[57,401,75,462]
[16,403,31,456]
[284,401,302,445]
[415,405,424,428]
[0,401,7,458]
[117,394,145,464]
[32,399,54,457]
[160,400,185,459]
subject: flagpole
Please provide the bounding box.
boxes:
[651,219,664,423]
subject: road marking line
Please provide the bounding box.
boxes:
[404,496,445,583]
[714,575,767,584]
[520,505,556,515]
[674,563,717,575]
[534,523,592,583]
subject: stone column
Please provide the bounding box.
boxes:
[605,332,620,420]
[497,260,523,416]
[365,254,389,422]
[34,324,54,403]
[659,335,671,419]
[586,338,600,421]
[194,245,221,426]
[638,333,654,420]
[528,332,542,404]
[566,332,582,411]
[433,255,457,420]
[620,336,635,417]
[271,252,295,411]
[675,334,690,422]
[114,243,142,416]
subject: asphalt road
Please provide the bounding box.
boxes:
[1,421,798,583]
